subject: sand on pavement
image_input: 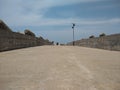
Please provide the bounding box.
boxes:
[0,46,120,90]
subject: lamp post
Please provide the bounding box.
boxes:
[72,23,75,46]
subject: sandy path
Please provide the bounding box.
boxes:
[0,46,120,90]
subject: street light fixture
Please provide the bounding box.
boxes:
[72,23,75,46]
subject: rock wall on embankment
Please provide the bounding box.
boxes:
[0,20,53,52]
[67,34,120,51]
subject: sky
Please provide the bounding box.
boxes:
[0,0,120,44]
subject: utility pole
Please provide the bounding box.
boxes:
[72,23,75,46]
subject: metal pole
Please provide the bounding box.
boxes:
[73,27,74,46]
[72,23,75,46]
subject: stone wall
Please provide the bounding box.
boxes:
[0,20,53,52]
[67,34,120,51]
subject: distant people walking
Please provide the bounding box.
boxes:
[56,42,59,46]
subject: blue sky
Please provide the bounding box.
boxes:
[0,0,120,43]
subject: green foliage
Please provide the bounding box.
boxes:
[24,29,35,37]
[99,33,106,37]
[89,35,95,38]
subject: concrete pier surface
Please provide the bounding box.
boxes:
[0,46,120,90]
